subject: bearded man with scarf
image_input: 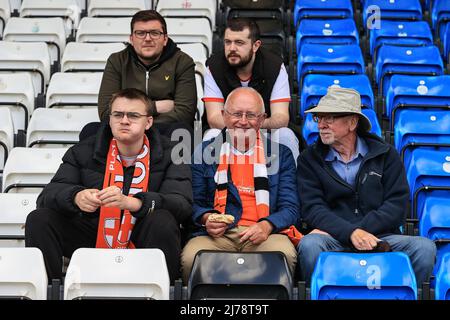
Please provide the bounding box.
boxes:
[25,88,192,283]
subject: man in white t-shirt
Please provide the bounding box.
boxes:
[202,18,300,162]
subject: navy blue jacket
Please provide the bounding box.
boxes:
[191,131,300,237]
[297,133,409,245]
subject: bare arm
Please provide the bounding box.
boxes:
[205,101,225,129]
[261,101,290,129]
[155,99,175,114]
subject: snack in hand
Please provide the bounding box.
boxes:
[207,213,235,224]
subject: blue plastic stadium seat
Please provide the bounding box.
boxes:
[302,108,382,145]
[296,19,358,53]
[301,74,374,117]
[310,252,417,300]
[385,75,450,122]
[443,23,450,62]
[187,251,293,300]
[435,252,450,300]
[419,194,450,241]
[363,0,422,31]
[431,0,450,40]
[294,0,353,27]
[394,108,450,168]
[405,148,450,219]
[297,44,364,89]
[375,45,443,97]
[369,20,433,62]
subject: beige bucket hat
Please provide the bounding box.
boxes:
[305,86,372,132]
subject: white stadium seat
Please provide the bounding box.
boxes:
[2,147,66,193]
[76,17,131,43]
[0,248,47,299]
[19,0,81,36]
[88,0,149,17]
[166,18,212,57]
[0,72,35,132]
[0,41,51,97]
[0,193,38,240]
[61,42,125,72]
[64,248,170,300]
[3,17,67,66]
[27,108,99,148]
[0,108,13,172]
[178,43,207,78]
[156,0,216,31]
[0,0,11,38]
[46,72,102,108]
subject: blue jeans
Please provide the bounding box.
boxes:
[297,233,436,286]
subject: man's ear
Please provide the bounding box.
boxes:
[146,116,153,130]
[253,39,262,53]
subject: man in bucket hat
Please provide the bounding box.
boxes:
[296,86,436,286]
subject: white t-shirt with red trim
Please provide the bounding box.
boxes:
[203,64,291,105]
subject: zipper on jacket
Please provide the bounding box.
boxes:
[145,71,149,95]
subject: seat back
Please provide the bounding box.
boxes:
[435,252,450,300]
[157,0,216,30]
[2,147,66,193]
[405,148,450,219]
[297,44,364,88]
[296,19,358,53]
[166,18,212,57]
[27,108,99,148]
[188,251,293,300]
[375,45,444,96]
[88,0,149,17]
[61,42,126,72]
[419,194,450,241]
[0,248,47,300]
[76,17,131,43]
[363,0,422,30]
[0,72,35,132]
[0,41,51,96]
[64,248,170,300]
[294,0,353,27]
[385,75,450,121]
[0,108,14,171]
[46,72,102,108]
[0,193,38,240]
[311,252,417,300]
[3,17,67,65]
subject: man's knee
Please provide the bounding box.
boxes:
[25,208,53,233]
[298,234,328,256]
[412,237,437,262]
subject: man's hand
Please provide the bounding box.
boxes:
[74,189,102,213]
[350,228,380,251]
[202,213,228,238]
[97,186,142,211]
[239,220,273,245]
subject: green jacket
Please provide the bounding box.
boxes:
[98,39,197,127]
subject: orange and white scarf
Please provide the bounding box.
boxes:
[214,130,270,219]
[213,130,303,246]
[96,137,150,249]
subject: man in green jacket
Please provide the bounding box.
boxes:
[98,10,197,131]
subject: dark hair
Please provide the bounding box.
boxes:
[225,18,260,43]
[130,10,167,34]
[108,88,155,116]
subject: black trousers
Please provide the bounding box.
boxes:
[25,208,181,284]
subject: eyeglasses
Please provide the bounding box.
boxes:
[312,114,351,124]
[110,111,149,121]
[133,29,165,40]
[224,109,263,120]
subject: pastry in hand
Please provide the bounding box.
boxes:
[207,213,235,224]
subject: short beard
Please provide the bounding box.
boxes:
[227,52,253,69]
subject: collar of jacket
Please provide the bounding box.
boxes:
[128,37,179,70]
[311,132,390,165]
[93,121,164,166]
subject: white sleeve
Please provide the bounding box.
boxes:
[203,67,225,103]
[269,64,291,103]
